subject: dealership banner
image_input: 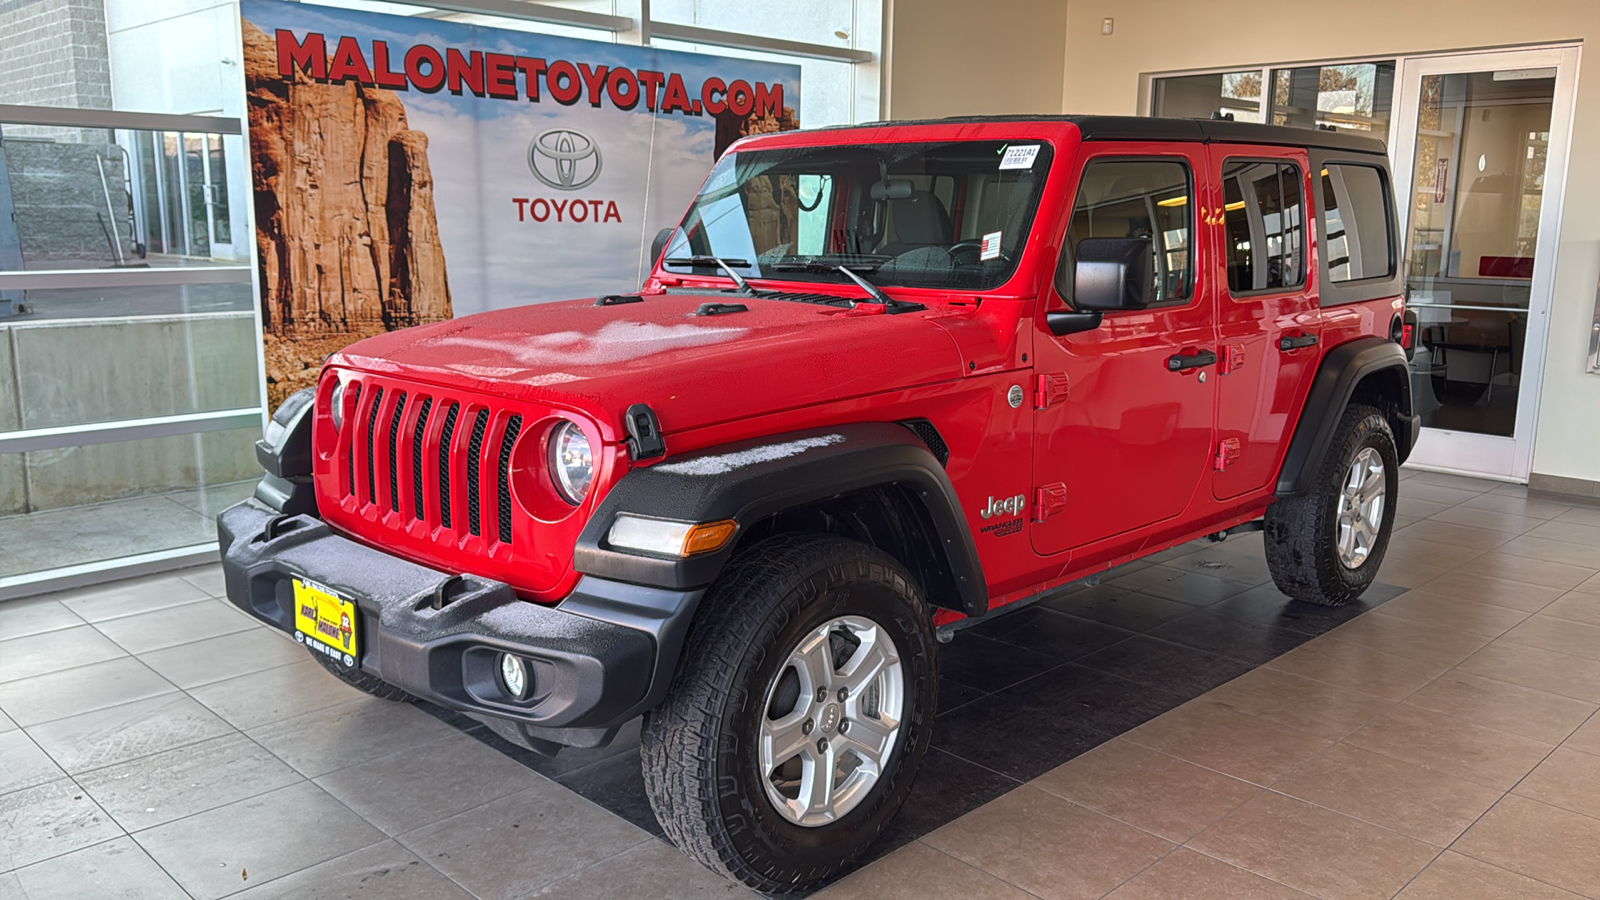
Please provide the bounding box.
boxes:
[240,0,800,406]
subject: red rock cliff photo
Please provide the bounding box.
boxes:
[242,19,452,407]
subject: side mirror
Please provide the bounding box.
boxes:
[1069,237,1154,311]
[649,227,675,269]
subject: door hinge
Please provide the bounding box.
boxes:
[1034,483,1068,521]
[1220,344,1246,375]
[1213,438,1242,472]
[1035,373,1070,409]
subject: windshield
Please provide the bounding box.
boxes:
[661,139,1053,291]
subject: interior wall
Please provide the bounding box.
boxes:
[884,0,1067,120]
[1060,0,1600,484]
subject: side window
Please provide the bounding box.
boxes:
[1065,159,1194,304]
[1221,160,1304,293]
[1321,164,1395,282]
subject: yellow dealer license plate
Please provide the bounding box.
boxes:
[292,578,358,668]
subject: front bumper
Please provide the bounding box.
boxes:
[218,499,704,752]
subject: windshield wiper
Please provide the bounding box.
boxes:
[662,256,756,296]
[770,260,922,313]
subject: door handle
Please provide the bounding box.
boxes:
[1279,334,1319,351]
[1166,349,1218,372]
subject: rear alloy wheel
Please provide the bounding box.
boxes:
[1265,403,1399,606]
[641,535,935,893]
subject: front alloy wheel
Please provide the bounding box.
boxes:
[641,535,935,893]
[760,615,905,827]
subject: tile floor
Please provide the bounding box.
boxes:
[3,470,1600,898]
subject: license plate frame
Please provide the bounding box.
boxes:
[292,577,359,668]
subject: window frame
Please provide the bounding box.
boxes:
[1219,156,1308,298]
[1056,153,1199,311]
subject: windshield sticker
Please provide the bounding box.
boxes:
[999,144,1041,170]
[980,231,1003,261]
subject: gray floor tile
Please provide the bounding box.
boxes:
[28,692,235,774]
[0,625,127,683]
[188,658,363,729]
[0,709,14,734]
[7,836,187,900]
[76,732,302,831]
[56,573,213,623]
[523,838,753,899]
[0,730,66,797]
[164,480,256,519]
[399,783,646,900]
[249,695,459,778]
[0,597,85,640]
[0,497,216,581]
[0,778,124,871]
[316,731,545,835]
[232,840,474,900]
[92,598,256,655]
[0,656,177,726]
[138,626,305,689]
[135,781,385,900]
[176,564,227,597]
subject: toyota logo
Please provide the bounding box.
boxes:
[528,128,602,191]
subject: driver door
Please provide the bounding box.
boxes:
[1031,146,1219,558]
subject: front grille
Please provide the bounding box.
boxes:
[386,392,407,512]
[410,397,433,521]
[338,377,526,547]
[497,415,523,544]
[465,409,489,537]
[438,402,459,529]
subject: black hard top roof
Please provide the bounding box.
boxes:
[827,114,1389,155]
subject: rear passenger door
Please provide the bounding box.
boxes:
[1207,146,1322,500]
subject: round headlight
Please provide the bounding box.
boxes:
[329,381,344,430]
[549,420,592,505]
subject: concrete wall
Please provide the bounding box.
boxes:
[0,312,261,514]
[884,0,1067,120]
[0,0,114,113]
[1057,0,1600,485]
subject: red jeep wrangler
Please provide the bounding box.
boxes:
[222,116,1418,892]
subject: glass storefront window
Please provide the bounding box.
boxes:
[1151,70,1266,122]
[1270,62,1395,133]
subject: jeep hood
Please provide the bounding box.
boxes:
[331,293,966,440]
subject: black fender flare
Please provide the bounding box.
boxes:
[573,422,988,617]
[1276,337,1419,496]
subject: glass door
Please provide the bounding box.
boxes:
[1389,47,1578,479]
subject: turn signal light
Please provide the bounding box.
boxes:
[608,515,738,557]
[683,520,738,556]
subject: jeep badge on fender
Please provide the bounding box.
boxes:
[980,493,1027,520]
[220,116,1416,894]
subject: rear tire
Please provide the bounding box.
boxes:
[641,534,936,894]
[1265,403,1398,606]
[310,651,415,702]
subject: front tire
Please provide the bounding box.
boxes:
[1265,403,1399,606]
[641,534,937,893]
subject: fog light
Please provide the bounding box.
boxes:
[499,653,528,699]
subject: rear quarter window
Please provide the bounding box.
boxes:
[1321,163,1395,283]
